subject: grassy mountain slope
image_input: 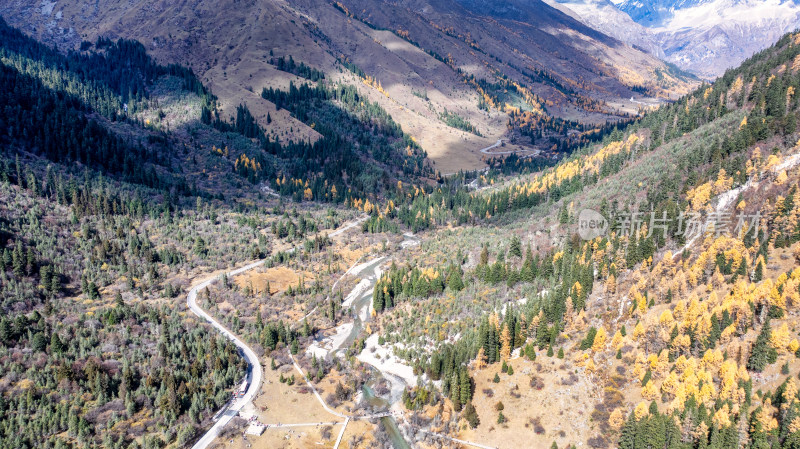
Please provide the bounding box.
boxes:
[350,29,800,449]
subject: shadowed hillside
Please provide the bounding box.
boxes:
[0,0,697,173]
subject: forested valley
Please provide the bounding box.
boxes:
[2,9,800,449]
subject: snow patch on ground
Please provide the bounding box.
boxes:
[40,1,56,16]
[499,297,528,315]
[715,183,747,213]
[258,184,280,197]
[357,334,419,388]
[401,237,419,249]
[359,297,373,322]
[306,322,354,359]
[350,256,387,276]
[329,215,369,237]
[775,151,800,173]
[342,278,372,308]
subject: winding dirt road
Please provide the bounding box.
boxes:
[187,260,265,449]
[186,216,490,449]
[479,139,504,155]
[187,216,367,449]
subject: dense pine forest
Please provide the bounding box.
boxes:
[260,81,432,200]
[0,16,352,449]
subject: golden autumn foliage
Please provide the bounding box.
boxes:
[611,330,624,350]
[713,169,733,195]
[633,322,645,340]
[585,357,596,372]
[475,347,487,370]
[609,409,626,430]
[234,153,262,173]
[753,400,779,433]
[713,404,733,428]
[634,402,649,421]
[771,322,792,354]
[363,75,389,97]
[500,325,512,360]
[592,327,607,352]
[641,380,658,401]
[686,182,712,212]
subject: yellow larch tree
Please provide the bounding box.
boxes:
[634,402,649,421]
[753,400,779,433]
[712,404,732,428]
[500,324,512,361]
[783,378,798,410]
[713,169,733,194]
[592,327,607,352]
[687,182,713,212]
[661,371,680,398]
[771,322,791,354]
[789,417,800,434]
[717,360,739,401]
[642,380,658,401]
[659,309,675,331]
[611,330,624,350]
[585,357,596,372]
[564,296,575,329]
[633,353,647,381]
[672,334,692,356]
[790,339,800,354]
[655,350,670,377]
[475,347,487,370]
[609,409,626,431]
[633,322,646,341]
[605,274,616,294]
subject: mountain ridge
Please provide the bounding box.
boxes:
[553,0,800,79]
[0,0,695,173]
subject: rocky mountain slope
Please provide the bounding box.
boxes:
[647,0,800,79]
[543,0,665,58]
[0,0,694,173]
[615,0,711,26]
[553,0,800,79]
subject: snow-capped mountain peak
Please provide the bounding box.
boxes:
[552,0,800,78]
